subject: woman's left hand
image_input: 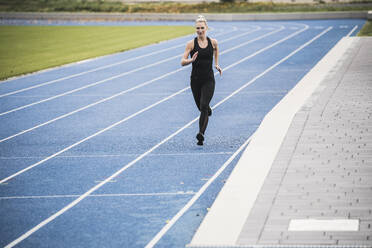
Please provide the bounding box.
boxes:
[215,65,222,76]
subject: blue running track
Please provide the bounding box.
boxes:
[0,19,365,248]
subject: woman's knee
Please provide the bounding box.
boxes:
[200,103,209,112]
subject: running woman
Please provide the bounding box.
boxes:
[181,15,222,146]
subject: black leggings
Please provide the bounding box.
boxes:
[191,77,215,135]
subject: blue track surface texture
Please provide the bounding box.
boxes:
[0,19,365,248]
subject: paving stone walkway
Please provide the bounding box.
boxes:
[237,37,372,246]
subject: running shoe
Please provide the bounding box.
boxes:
[196,132,204,146]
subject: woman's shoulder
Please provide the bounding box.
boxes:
[209,37,218,46]
[207,37,218,49]
[186,39,195,50]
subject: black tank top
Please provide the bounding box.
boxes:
[190,37,214,80]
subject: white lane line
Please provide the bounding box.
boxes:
[0,68,186,142]
[222,25,309,71]
[0,152,233,159]
[188,27,334,247]
[0,87,188,185]
[0,26,266,143]
[215,90,288,94]
[346,25,358,37]
[4,25,310,248]
[0,28,238,98]
[0,27,260,117]
[145,135,253,248]
[0,192,196,200]
[0,55,181,116]
[0,24,303,184]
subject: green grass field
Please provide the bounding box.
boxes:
[0,26,194,80]
[358,20,372,36]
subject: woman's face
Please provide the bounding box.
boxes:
[195,21,207,37]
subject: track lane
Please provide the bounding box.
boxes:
[0,20,365,248]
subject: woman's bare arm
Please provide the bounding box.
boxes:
[181,40,198,66]
[212,39,222,75]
